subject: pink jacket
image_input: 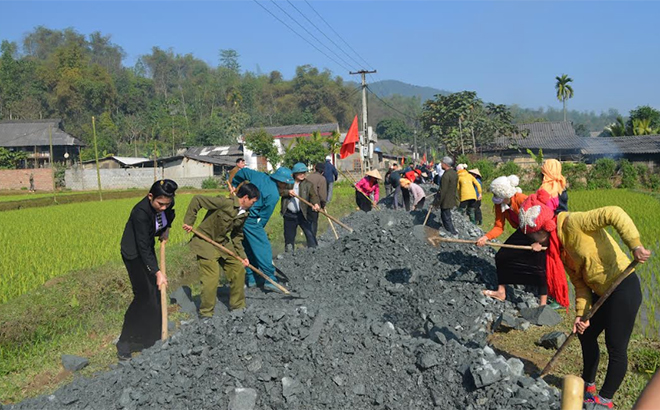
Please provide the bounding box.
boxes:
[409,182,425,206]
[355,177,380,203]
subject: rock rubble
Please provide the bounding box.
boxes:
[9,206,562,410]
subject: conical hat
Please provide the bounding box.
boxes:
[468,168,482,178]
[365,169,383,180]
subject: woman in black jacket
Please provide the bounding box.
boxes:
[117,179,177,360]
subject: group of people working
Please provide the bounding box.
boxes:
[116,154,650,409]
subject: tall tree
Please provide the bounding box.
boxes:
[555,74,574,122]
[219,49,240,73]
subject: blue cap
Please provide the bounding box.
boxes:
[291,163,308,174]
[270,167,294,184]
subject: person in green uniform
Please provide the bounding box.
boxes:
[182,183,260,318]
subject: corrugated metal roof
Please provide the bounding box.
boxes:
[244,123,338,139]
[0,119,84,147]
[184,145,243,166]
[492,121,583,150]
[581,135,660,155]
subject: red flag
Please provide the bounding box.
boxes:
[340,115,359,159]
[422,152,427,164]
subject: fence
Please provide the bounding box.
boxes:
[65,168,211,191]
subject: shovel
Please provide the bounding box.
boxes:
[159,241,168,340]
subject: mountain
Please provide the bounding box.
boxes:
[368,80,450,102]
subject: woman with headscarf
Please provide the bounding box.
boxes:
[355,169,382,212]
[518,189,650,409]
[477,175,548,305]
[539,159,568,214]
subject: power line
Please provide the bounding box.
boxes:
[303,0,375,71]
[268,0,353,72]
[251,0,350,73]
[367,85,419,123]
[286,0,363,71]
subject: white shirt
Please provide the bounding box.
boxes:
[287,182,301,213]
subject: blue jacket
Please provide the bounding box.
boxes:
[232,168,280,227]
[324,161,338,185]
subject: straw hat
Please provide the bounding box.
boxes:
[365,169,383,180]
[468,168,482,178]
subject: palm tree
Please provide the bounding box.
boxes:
[555,74,574,122]
[633,118,655,136]
[604,116,627,137]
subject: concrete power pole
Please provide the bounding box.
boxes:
[350,70,377,172]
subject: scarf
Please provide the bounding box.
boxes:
[540,159,567,197]
[546,227,569,308]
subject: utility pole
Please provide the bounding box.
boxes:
[350,69,377,173]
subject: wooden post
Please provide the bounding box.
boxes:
[91,117,103,201]
[561,375,584,410]
[48,125,57,203]
[159,241,168,340]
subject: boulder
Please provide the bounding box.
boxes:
[519,305,562,327]
[61,355,89,372]
[537,331,567,350]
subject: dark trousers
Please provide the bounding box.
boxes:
[308,209,319,238]
[413,197,426,210]
[459,199,476,223]
[474,200,482,224]
[440,208,458,235]
[393,185,411,211]
[118,256,161,354]
[284,210,318,249]
[578,273,642,399]
[356,190,373,212]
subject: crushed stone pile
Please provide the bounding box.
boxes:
[8,208,561,410]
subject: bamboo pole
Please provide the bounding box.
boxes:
[190,228,291,294]
[290,192,354,233]
[429,236,548,251]
[540,260,639,378]
[159,241,168,340]
[91,117,103,201]
[337,167,380,211]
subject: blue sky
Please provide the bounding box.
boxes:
[1,1,659,114]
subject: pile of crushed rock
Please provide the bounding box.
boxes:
[7,205,562,410]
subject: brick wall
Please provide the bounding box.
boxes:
[0,168,54,191]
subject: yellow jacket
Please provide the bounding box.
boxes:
[557,206,642,316]
[457,169,482,202]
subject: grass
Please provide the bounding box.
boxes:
[479,189,660,408]
[0,184,359,405]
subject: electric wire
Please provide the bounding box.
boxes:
[268,0,353,72]
[251,0,350,73]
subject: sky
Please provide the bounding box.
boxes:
[1,1,659,114]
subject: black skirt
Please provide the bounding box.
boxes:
[495,229,547,292]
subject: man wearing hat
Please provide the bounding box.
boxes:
[306,163,328,238]
[232,167,294,290]
[281,163,321,252]
[355,169,382,212]
[434,156,458,235]
[323,155,338,203]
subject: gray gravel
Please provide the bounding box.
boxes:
[8,206,562,410]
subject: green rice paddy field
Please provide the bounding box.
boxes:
[1,189,659,335]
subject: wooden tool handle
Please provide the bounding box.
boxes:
[327,214,339,239]
[423,206,433,226]
[191,228,291,294]
[539,260,639,378]
[431,236,547,251]
[290,192,354,232]
[561,375,584,410]
[159,241,168,340]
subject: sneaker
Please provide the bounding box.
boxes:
[547,300,562,311]
[585,395,614,409]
